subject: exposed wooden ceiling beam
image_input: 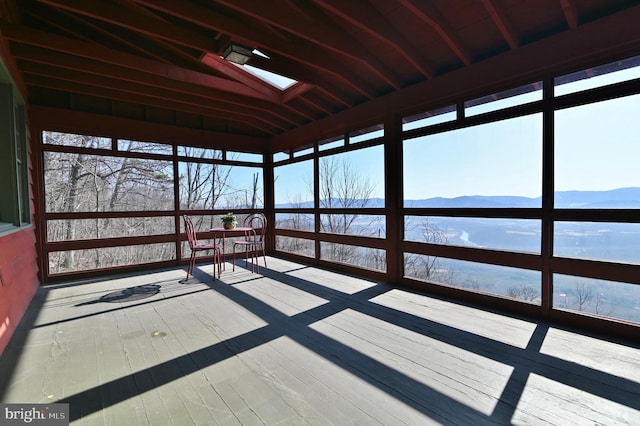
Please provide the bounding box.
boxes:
[0,0,20,23]
[0,0,26,96]
[31,106,269,151]
[11,44,305,127]
[214,0,404,90]
[131,0,379,99]
[248,55,355,108]
[200,53,282,99]
[313,0,435,79]
[23,73,283,134]
[119,0,171,25]
[294,95,333,116]
[19,62,293,130]
[0,23,281,102]
[27,5,210,73]
[560,0,579,29]
[34,106,270,151]
[397,0,471,66]
[273,4,640,149]
[36,0,219,52]
[282,83,315,104]
[24,5,98,45]
[481,0,519,49]
[5,0,637,141]
[200,53,318,122]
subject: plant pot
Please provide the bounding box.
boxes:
[223,223,236,230]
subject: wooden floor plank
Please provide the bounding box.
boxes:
[1,257,639,425]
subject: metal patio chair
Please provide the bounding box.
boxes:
[183,215,222,280]
[233,213,267,273]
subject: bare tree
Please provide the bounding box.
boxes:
[273,190,315,255]
[404,218,455,284]
[274,154,380,265]
[43,133,266,274]
[179,148,231,211]
[250,172,259,209]
[575,282,593,311]
[507,285,540,302]
[45,133,174,272]
[594,292,615,316]
[318,155,375,263]
[318,155,375,228]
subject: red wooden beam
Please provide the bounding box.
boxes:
[11,44,305,126]
[290,94,333,117]
[214,0,404,90]
[272,5,640,150]
[37,0,218,52]
[282,83,314,104]
[30,106,269,151]
[29,5,219,76]
[249,55,353,108]
[24,73,284,134]
[560,0,579,29]
[397,0,472,66]
[200,53,284,99]
[313,0,435,79]
[1,23,280,102]
[201,53,318,122]
[132,0,378,99]
[481,0,519,49]
[20,62,293,131]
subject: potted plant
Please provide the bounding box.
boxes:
[221,212,237,229]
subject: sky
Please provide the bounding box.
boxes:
[270,64,640,205]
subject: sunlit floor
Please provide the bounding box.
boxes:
[1,257,639,425]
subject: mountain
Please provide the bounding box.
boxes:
[554,187,640,208]
[275,198,385,209]
[405,195,539,208]
[276,188,640,209]
[407,187,640,208]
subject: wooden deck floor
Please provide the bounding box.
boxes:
[1,257,639,425]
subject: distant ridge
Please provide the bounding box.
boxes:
[553,187,640,208]
[275,198,385,209]
[275,188,640,209]
[408,187,640,208]
[404,195,539,208]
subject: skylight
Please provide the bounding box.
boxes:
[252,49,270,59]
[217,47,298,90]
[243,64,297,90]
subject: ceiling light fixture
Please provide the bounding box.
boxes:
[222,43,253,65]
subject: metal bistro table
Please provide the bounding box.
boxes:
[210,227,258,272]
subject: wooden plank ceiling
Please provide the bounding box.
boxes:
[0,0,637,139]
